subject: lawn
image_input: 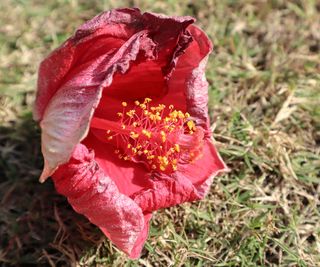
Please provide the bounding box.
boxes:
[0,0,319,266]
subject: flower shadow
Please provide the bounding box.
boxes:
[0,114,103,266]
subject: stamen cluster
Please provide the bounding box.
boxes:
[106,98,197,173]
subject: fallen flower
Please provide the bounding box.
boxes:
[34,8,228,258]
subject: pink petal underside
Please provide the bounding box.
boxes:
[101,213,152,259]
[39,31,155,182]
[34,8,144,121]
[52,144,149,258]
[133,140,228,213]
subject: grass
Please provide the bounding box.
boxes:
[0,0,319,266]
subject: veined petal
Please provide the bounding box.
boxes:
[34,8,144,121]
[132,173,199,213]
[52,144,147,258]
[39,31,154,182]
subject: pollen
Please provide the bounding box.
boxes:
[142,129,152,138]
[104,98,199,173]
[126,110,135,117]
[130,131,139,139]
[187,120,196,133]
[160,131,166,143]
[174,144,180,153]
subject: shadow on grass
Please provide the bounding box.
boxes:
[0,114,103,266]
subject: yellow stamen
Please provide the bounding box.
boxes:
[105,97,200,173]
[142,129,152,138]
[130,131,139,139]
[187,120,196,133]
[126,110,135,117]
[174,144,180,153]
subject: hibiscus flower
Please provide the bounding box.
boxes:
[34,8,228,258]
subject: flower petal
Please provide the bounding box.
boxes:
[34,8,195,121]
[52,144,147,257]
[133,140,227,212]
[39,31,155,182]
[118,213,152,259]
[141,12,194,76]
[34,8,144,121]
[132,172,199,213]
[83,133,152,197]
[168,25,213,129]
[178,140,228,197]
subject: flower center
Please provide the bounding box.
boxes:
[92,98,203,173]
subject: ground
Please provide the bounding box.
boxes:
[0,0,319,266]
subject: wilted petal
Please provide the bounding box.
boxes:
[52,144,147,257]
[39,31,154,182]
[34,8,146,121]
[111,213,152,259]
[133,172,199,213]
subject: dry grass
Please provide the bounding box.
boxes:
[0,0,319,266]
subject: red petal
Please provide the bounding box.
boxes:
[52,144,148,258]
[93,12,196,117]
[35,9,198,181]
[168,25,213,130]
[178,140,228,197]
[83,133,152,197]
[38,30,154,182]
[133,140,227,212]
[34,8,143,121]
[94,60,167,121]
[123,213,152,259]
[141,12,194,77]
[34,8,195,121]
[133,172,199,213]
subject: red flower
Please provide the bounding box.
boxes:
[34,8,228,258]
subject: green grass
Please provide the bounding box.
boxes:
[1,0,319,266]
